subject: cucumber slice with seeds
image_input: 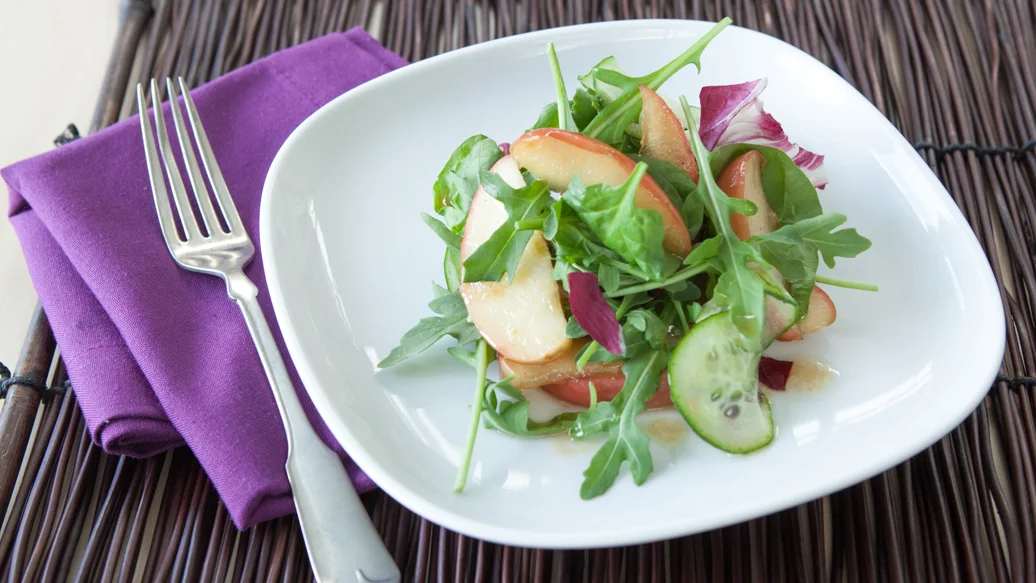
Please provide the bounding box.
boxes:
[668,310,774,453]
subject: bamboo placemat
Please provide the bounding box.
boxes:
[1,0,1034,580]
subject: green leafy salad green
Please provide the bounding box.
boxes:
[379,17,874,498]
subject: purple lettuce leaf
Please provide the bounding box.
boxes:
[567,272,625,355]
[699,78,828,189]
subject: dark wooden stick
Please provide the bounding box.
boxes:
[0,306,55,515]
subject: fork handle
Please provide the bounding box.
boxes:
[226,270,400,583]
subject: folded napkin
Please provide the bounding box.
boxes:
[2,29,406,529]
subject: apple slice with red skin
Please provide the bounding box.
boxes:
[459,156,571,364]
[499,340,670,407]
[779,287,837,340]
[510,128,692,257]
[502,337,795,409]
[539,357,795,409]
[498,340,622,390]
[717,150,778,241]
[639,85,699,182]
[716,151,836,340]
[542,374,673,410]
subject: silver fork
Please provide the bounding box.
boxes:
[137,78,400,583]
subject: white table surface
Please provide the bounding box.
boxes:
[0,0,120,367]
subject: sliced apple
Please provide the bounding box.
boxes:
[763,289,799,345]
[510,128,692,257]
[500,341,671,409]
[717,150,778,241]
[498,340,623,389]
[459,156,570,364]
[542,374,672,410]
[717,151,836,340]
[796,286,837,335]
[639,85,699,182]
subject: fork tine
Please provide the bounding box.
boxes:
[137,83,186,248]
[177,77,244,232]
[150,78,202,241]
[166,78,225,236]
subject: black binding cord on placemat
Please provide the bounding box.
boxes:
[0,123,81,401]
[996,374,1036,388]
[0,362,69,400]
[913,139,1036,161]
[53,124,80,147]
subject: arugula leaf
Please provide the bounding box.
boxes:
[449,349,527,404]
[572,89,600,130]
[710,143,820,225]
[629,154,692,208]
[570,401,618,439]
[574,335,626,370]
[455,340,490,492]
[815,275,878,292]
[422,212,461,250]
[624,156,710,240]
[624,309,669,349]
[580,18,731,146]
[483,400,577,437]
[463,228,533,283]
[684,236,721,269]
[570,309,658,441]
[379,289,479,368]
[565,316,589,339]
[491,377,522,400]
[444,247,462,291]
[750,226,818,315]
[462,174,551,282]
[532,103,560,130]
[547,43,576,132]
[578,56,625,106]
[710,246,765,334]
[680,189,706,243]
[447,345,478,367]
[433,135,504,232]
[668,281,701,303]
[579,349,667,499]
[548,203,621,268]
[791,212,872,268]
[681,96,766,341]
[531,88,600,132]
[562,163,666,281]
[748,213,872,313]
[726,198,758,217]
[542,199,562,240]
[597,262,621,294]
[443,206,468,233]
[478,375,574,437]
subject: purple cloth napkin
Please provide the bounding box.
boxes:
[2,29,405,530]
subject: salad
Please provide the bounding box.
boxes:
[379,17,874,499]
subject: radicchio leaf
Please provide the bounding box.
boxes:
[758,356,793,391]
[499,142,511,155]
[699,79,828,189]
[567,272,625,355]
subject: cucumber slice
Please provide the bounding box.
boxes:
[669,310,774,453]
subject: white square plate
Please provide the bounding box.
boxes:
[259,20,1004,548]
